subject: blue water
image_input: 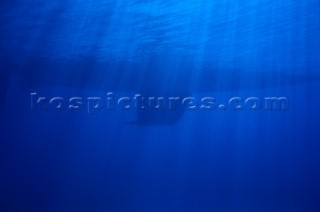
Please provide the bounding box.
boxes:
[1,1,320,211]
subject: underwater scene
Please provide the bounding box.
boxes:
[1,0,320,211]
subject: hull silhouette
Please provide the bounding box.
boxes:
[1,56,319,125]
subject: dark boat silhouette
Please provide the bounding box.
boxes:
[1,56,319,125]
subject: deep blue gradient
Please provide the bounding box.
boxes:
[1,1,320,211]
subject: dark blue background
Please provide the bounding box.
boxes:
[1,1,320,211]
